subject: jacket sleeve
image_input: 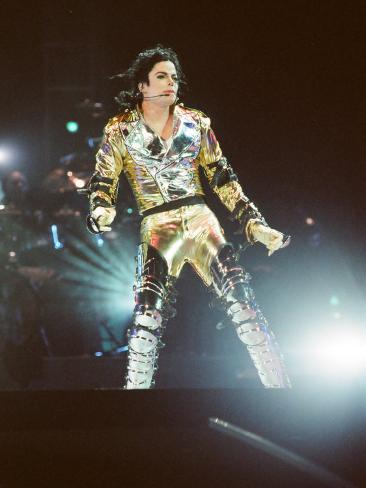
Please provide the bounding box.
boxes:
[88,117,125,211]
[198,112,268,243]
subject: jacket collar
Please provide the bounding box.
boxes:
[119,103,201,162]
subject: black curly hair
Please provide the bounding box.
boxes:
[113,44,187,111]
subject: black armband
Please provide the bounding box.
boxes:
[209,157,238,189]
[79,173,114,198]
[88,173,114,195]
[84,172,119,209]
[231,199,267,235]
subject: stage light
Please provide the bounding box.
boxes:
[94,235,104,247]
[66,121,79,133]
[0,147,12,165]
[303,325,366,377]
[330,295,339,306]
[67,171,86,188]
[73,177,86,188]
[50,224,64,249]
[55,228,137,348]
[305,217,315,225]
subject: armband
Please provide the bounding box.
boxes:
[209,157,238,189]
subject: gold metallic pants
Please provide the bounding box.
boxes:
[125,203,291,389]
[140,204,226,286]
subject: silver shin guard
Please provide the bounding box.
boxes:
[211,244,291,388]
[235,311,291,388]
[124,243,176,390]
[125,324,161,389]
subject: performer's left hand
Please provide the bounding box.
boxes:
[248,221,290,256]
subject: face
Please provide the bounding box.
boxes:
[4,171,29,202]
[139,60,178,106]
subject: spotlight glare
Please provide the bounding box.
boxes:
[330,295,339,306]
[0,147,12,165]
[305,325,366,377]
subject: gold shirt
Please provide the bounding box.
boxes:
[91,103,263,240]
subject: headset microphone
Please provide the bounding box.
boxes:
[143,94,171,99]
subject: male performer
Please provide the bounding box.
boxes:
[87,45,291,389]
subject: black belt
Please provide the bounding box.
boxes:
[142,196,206,218]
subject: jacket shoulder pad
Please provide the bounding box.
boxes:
[176,105,211,127]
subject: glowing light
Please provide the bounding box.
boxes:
[73,177,86,188]
[57,229,136,327]
[330,295,339,306]
[304,325,366,376]
[127,208,133,215]
[66,121,79,133]
[95,235,104,247]
[51,224,64,249]
[67,172,86,188]
[305,217,315,225]
[0,147,11,165]
[0,204,5,210]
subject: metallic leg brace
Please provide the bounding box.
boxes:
[211,244,291,388]
[125,243,177,389]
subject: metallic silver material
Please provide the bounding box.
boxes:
[125,244,171,389]
[125,328,159,389]
[134,309,162,330]
[228,301,256,323]
[121,108,202,207]
[211,244,291,388]
[237,312,291,388]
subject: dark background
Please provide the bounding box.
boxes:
[0,1,365,384]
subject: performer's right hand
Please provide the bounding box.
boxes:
[91,206,116,232]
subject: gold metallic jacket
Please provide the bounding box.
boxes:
[90,104,265,241]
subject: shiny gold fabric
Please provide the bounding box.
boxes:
[92,104,256,225]
[140,203,226,286]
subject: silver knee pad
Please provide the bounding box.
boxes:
[228,301,257,324]
[134,308,162,330]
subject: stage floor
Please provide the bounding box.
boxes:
[0,387,365,487]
